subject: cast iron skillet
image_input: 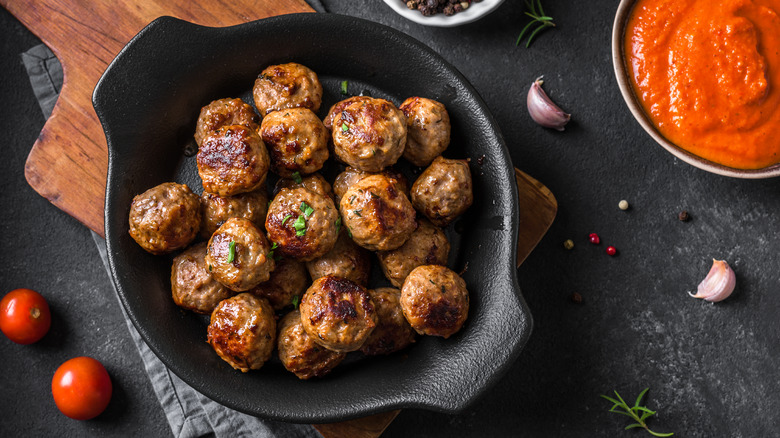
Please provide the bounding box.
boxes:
[95,13,532,423]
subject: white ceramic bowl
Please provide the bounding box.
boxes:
[382,0,505,27]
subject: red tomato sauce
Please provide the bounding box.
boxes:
[626,0,780,169]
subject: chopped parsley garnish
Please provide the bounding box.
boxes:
[335,216,342,234]
[349,195,356,204]
[293,215,307,236]
[301,202,314,217]
[227,241,236,263]
[341,123,349,132]
[347,227,353,238]
[340,80,348,95]
[370,192,379,199]
[292,171,302,184]
[353,209,362,217]
[268,242,278,260]
[208,264,213,272]
[281,214,293,226]
[292,295,300,309]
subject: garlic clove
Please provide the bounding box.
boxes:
[527,77,571,131]
[688,259,736,303]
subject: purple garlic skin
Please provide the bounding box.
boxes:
[689,259,736,303]
[527,78,571,131]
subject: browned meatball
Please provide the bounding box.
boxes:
[197,125,270,197]
[299,276,377,352]
[277,310,346,380]
[199,188,268,239]
[274,172,334,200]
[339,174,417,251]
[332,97,407,172]
[194,98,260,148]
[332,166,409,205]
[322,96,372,131]
[253,63,322,116]
[260,108,329,177]
[171,242,234,314]
[377,219,450,288]
[207,293,276,372]
[250,258,309,311]
[205,218,275,292]
[128,182,201,255]
[306,230,371,286]
[360,288,416,356]
[410,156,473,227]
[399,97,451,166]
[400,265,469,338]
[265,187,339,261]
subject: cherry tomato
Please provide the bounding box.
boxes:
[0,288,51,344]
[52,356,113,420]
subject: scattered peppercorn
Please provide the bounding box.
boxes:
[404,0,481,16]
[477,155,486,166]
[570,292,583,303]
[589,233,600,245]
[678,210,690,222]
[563,239,574,250]
[618,200,629,211]
[606,245,617,256]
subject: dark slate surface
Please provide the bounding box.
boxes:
[2,1,779,437]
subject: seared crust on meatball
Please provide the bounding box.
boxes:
[200,188,268,239]
[171,243,234,314]
[265,187,339,261]
[128,182,201,255]
[194,98,260,148]
[306,230,371,286]
[332,166,409,205]
[322,96,372,131]
[205,218,275,292]
[250,258,309,311]
[277,310,346,380]
[332,97,407,172]
[260,108,329,177]
[400,265,469,338]
[253,63,322,116]
[197,125,270,197]
[207,293,276,372]
[411,156,473,227]
[377,219,450,288]
[299,276,377,352]
[339,174,417,251]
[399,97,451,167]
[275,173,334,200]
[360,288,416,356]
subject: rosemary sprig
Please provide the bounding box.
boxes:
[516,0,556,48]
[600,388,673,437]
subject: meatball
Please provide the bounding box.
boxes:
[400,265,469,338]
[207,293,276,372]
[410,156,473,227]
[377,218,450,288]
[274,172,334,200]
[265,187,339,261]
[128,182,201,255]
[299,275,377,352]
[199,188,268,239]
[339,174,417,251]
[306,230,371,286]
[171,243,234,314]
[197,125,270,197]
[260,108,329,177]
[332,166,409,205]
[205,218,275,292]
[332,97,407,172]
[250,258,309,311]
[322,96,372,131]
[253,63,323,116]
[277,310,346,380]
[194,98,260,148]
[399,97,451,167]
[360,288,416,356]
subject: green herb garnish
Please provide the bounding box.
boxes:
[301,202,314,218]
[282,214,293,226]
[292,171,302,184]
[341,123,349,132]
[349,195,356,204]
[369,192,379,199]
[516,0,556,48]
[340,80,348,95]
[335,216,342,234]
[293,215,307,236]
[353,209,362,217]
[208,264,213,272]
[227,241,236,263]
[291,295,300,309]
[600,388,673,437]
[347,227,352,238]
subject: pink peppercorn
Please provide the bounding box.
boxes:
[589,233,600,244]
[606,246,617,256]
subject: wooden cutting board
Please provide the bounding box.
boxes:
[3,1,557,436]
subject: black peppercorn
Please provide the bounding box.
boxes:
[678,210,690,222]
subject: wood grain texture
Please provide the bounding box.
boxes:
[314,410,401,438]
[1,0,314,237]
[515,168,558,267]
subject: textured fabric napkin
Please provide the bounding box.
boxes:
[21,2,328,436]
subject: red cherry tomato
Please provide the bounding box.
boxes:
[52,357,113,420]
[0,288,51,344]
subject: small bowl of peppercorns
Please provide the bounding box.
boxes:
[382,0,505,27]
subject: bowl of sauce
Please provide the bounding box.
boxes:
[613,0,780,178]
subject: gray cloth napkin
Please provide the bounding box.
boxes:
[21,3,327,436]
